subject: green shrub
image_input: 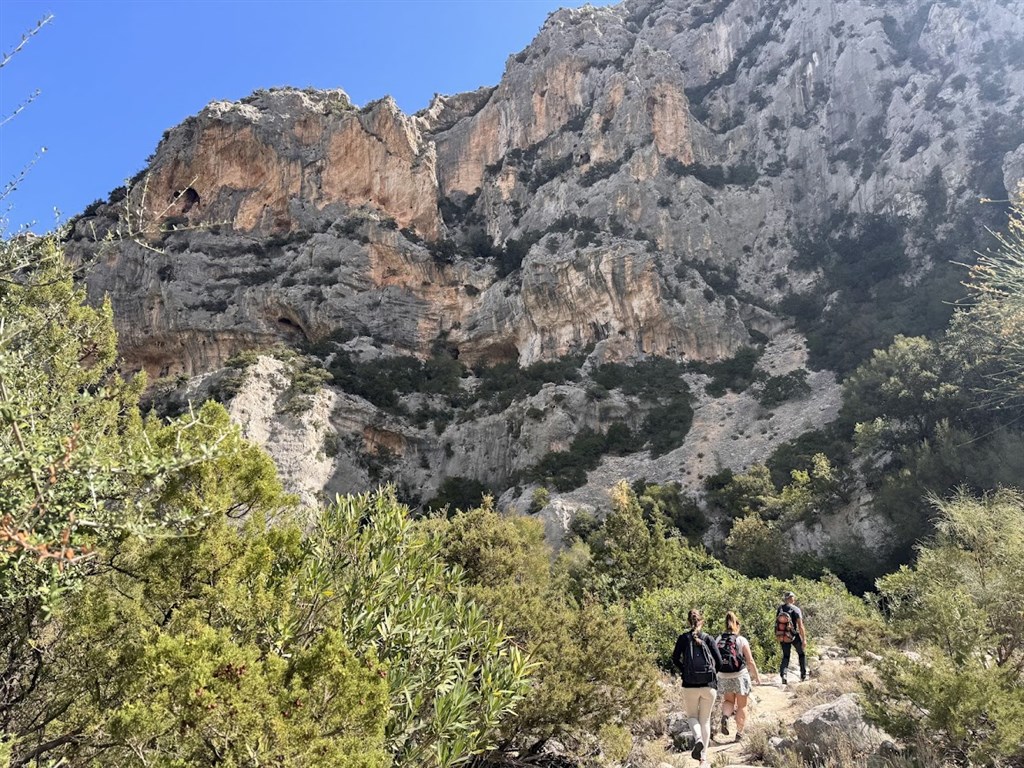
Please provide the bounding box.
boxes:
[641,394,694,457]
[3,482,530,768]
[308,491,532,764]
[589,358,694,456]
[864,489,1024,766]
[529,423,639,491]
[631,480,707,542]
[690,346,763,396]
[757,368,811,407]
[579,151,631,187]
[592,357,689,397]
[328,352,464,413]
[528,486,550,514]
[766,425,852,489]
[426,476,493,514]
[473,353,583,412]
[208,367,247,403]
[435,504,658,755]
[47,520,390,768]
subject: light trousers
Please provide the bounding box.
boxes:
[682,685,718,747]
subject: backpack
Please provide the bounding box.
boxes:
[682,632,716,685]
[717,632,744,673]
[775,606,796,643]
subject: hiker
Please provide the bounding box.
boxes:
[672,608,723,767]
[716,610,761,741]
[775,590,807,684]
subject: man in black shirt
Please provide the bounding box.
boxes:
[775,591,807,685]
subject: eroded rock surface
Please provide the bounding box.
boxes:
[71,0,1023,558]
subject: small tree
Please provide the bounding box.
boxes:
[581,481,695,602]
[724,513,791,578]
[303,489,532,766]
[436,501,658,758]
[864,489,1024,765]
[0,237,234,607]
[953,191,1024,410]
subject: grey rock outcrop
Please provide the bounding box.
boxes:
[792,693,891,761]
[666,711,696,751]
[68,0,1023,557]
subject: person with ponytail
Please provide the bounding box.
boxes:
[671,608,723,767]
[716,611,761,741]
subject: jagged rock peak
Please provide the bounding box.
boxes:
[71,0,1024,381]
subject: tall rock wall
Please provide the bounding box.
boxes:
[70,0,1024,558]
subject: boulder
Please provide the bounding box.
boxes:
[666,711,695,751]
[792,693,891,760]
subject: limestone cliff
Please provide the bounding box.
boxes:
[70,0,1024,564]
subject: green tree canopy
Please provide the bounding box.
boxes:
[0,237,239,608]
[866,488,1024,766]
[435,500,658,759]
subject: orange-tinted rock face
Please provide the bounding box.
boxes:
[140,121,293,233]
[319,103,441,239]
[649,81,694,164]
[137,92,441,239]
[74,0,1021,390]
[78,72,743,380]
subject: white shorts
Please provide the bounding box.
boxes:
[718,670,752,696]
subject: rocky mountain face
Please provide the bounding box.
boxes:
[69,0,1024,561]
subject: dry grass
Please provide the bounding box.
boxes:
[788,654,868,710]
[627,737,687,768]
[741,718,788,765]
[736,727,865,768]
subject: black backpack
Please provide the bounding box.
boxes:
[717,632,744,673]
[682,632,716,685]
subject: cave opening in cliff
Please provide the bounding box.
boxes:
[174,186,200,213]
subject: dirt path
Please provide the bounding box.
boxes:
[652,651,860,767]
[704,654,854,767]
[705,675,793,766]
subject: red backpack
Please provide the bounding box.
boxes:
[775,607,796,642]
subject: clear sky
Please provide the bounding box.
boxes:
[1,0,615,233]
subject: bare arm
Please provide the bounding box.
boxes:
[797,616,807,644]
[742,639,761,684]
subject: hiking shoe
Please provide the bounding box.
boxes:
[691,740,704,761]
[780,676,788,685]
[720,715,729,735]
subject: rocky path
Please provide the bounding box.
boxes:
[657,651,862,768]
[706,676,793,767]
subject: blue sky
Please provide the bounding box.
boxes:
[1,0,614,232]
